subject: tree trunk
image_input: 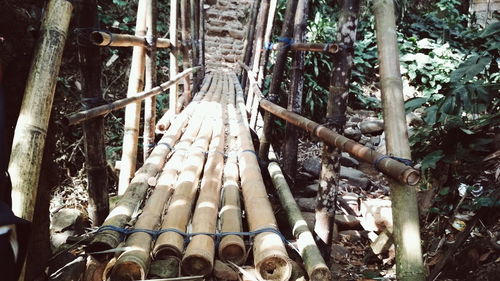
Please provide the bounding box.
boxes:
[258,0,299,160]
[373,0,425,280]
[316,0,360,245]
[283,0,309,184]
[118,0,147,195]
[143,0,158,160]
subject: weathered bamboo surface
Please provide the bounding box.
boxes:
[233,73,292,281]
[268,42,339,53]
[152,73,224,259]
[90,31,172,48]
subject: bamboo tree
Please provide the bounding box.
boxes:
[258,0,299,160]
[118,0,147,195]
[143,0,158,160]
[315,0,360,246]
[76,0,109,225]
[170,0,179,114]
[373,0,425,280]
[283,0,309,184]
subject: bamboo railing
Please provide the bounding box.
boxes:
[90,31,172,48]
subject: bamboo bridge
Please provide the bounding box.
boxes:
[8,0,427,280]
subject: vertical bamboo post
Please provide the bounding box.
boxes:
[315,0,360,245]
[75,0,109,225]
[170,0,179,114]
[143,0,158,160]
[283,0,309,184]
[199,0,206,77]
[118,0,147,195]
[373,1,425,280]
[190,0,201,92]
[257,0,278,89]
[8,0,73,221]
[258,0,299,160]
[241,0,260,92]
[180,0,192,104]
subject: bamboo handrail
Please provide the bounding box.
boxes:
[268,42,340,53]
[64,67,200,125]
[90,31,172,48]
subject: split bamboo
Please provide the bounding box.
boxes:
[170,0,180,114]
[268,42,339,53]
[110,76,215,280]
[180,0,192,105]
[76,0,109,225]
[233,73,292,281]
[65,67,199,125]
[267,150,331,281]
[283,0,309,183]
[9,0,73,221]
[118,0,148,195]
[259,0,299,160]
[88,79,208,257]
[373,0,425,280]
[256,0,277,89]
[90,31,171,48]
[181,78,227,275]
[153,74,224,259]
[143,0,159,160]
[217,84,246,265]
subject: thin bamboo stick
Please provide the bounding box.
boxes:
[181,77,227,275]
[268,42,339,53]
[90,31,171,48]
[65,67,199,125]
[373,0,425,280]
[256,0,277,89]
[110,76,216,280]
[143,0,159,160]
[118,0,148,195]
[180,0,192,105]
[217,83,246,265]
[233,73,292,281]
[88,79,209,257]
[240,0,260,92]
[190,0,201,92]
[9,0,73,221]
[153,73,224,259]
[199,0,206,76]
[267,150,331,281]
[170,0,179,114]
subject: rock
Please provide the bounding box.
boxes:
[344,126,362,141]
[338,230,371,242]
[214,260,239,280]
[296,198,316,212]
[51,208,82,233]
[302,182,319,197]
[406,112,423,126]
[359,199,393,232]
[340,167,370,189]
[370,135,381,146]
[349,116,363,123]
[335,214,362,230]
[301,212,316,231]
[302,158,321,177]
[359,135,370,145]
[331,244,350,262]
[47,253,85,281]
[376,132,387,155]
[359,120,384,135]
[340,153,359,168]
[370,229,393,255]
[149,258,179,278]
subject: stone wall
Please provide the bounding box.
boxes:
[204,0,255,70]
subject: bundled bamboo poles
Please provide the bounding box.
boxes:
[267,151,331,281]
[90,31,171,48]
[233,73,292,281]
[181,77,228,275]
[110,76,215,280]
[218,89,246,265]
[373,0,425,280]
[9,0,73,221]
[153,74,224,259]
[88,78,211,256]
[65,67,199,126]
[118,0,148,195]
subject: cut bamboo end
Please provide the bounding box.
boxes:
[309,265,333,281]
[255,254,292,281]
[181,244,214,276]
[218,235,246,265]
[110,258,146,281]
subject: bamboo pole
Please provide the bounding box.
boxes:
[240,0,260,92]
[181,77,227,275]
[256,0,277,89]
[316,0,360,246]
[199,0,206,76]
[75,0,109,226]
[65,67,199,125]
[373,1,425,280]
[190,0,200,92]
[283,0,309,184]
[233,73,292,281]
[217,83,246,265]
[88,81,208,257]
[118,0,148,195]
[143,0,159,160]
[153,73,224,259]
[268,42,339,53]
[90,31,171,48]
[180,0,192,105]
[259,0,299,160]
[170,0,179,114]
[9,0,73,221]
[267,150,331,281]
[110,75,215,280]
